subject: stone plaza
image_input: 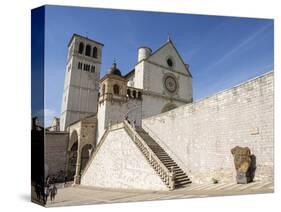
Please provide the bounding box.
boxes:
[40,180,273,207]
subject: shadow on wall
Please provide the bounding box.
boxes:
[249,154,256,182]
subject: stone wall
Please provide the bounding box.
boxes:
[45,132,69,180]
[142,93,186,120]
[127,98,142,126]
[81,128,168,191]
[142,72,274,184]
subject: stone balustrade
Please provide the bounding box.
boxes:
[127,87,142,100]
[99,93,127,103]
[123,120,175,190]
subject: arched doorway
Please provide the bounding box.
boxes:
[80,144,93,174]
[66,131,78,181]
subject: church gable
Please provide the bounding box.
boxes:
[147,41,191,76]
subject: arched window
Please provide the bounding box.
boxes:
[85,44,91,56]
[113,84,119,95]
[78,42,84,54]
[78,62,83,70]
[92,47,98,58]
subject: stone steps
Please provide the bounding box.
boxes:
[176,175,189,180]
[159,159,175,163]
[136,127,191,189]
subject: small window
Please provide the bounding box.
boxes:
[91,65,95,73]
[85,44,91,56]
[167,58,173,67]
[92,47,98,58]
[113,84,120,95]
[78,62,83,70]
[78,42,84,54]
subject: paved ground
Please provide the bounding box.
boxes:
[41,180,273,207]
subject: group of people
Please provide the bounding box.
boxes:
[34,175,58,204]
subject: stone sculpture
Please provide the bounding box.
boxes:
[231,146,253,184]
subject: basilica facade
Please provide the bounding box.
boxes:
[60,34,193,133]
[57,34,194,186]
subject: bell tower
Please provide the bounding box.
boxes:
[97,63,128,142]
[60,34,104,131]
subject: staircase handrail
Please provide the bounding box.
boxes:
[123,120,175,190]
[142,122,190,174]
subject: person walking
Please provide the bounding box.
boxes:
[43,186,49,204]
[50,184,57,203]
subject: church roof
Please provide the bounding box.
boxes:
[147,39,192,77]
[124,68,135,79]
[100,63,127,82]
[68,33,104,47]
[126,39,192,78]
[108,63,122,76]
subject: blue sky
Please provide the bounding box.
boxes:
[42,5,273,126]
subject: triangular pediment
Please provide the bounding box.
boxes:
[147,40,192,77]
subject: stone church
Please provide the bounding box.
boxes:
[46,33,273,191]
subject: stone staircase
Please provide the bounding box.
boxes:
[123,120,191,189]
[135,127,191,189]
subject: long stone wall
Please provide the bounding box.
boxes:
[45,132,69,180]
[143,71,274,184]
[81,128,168,191]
